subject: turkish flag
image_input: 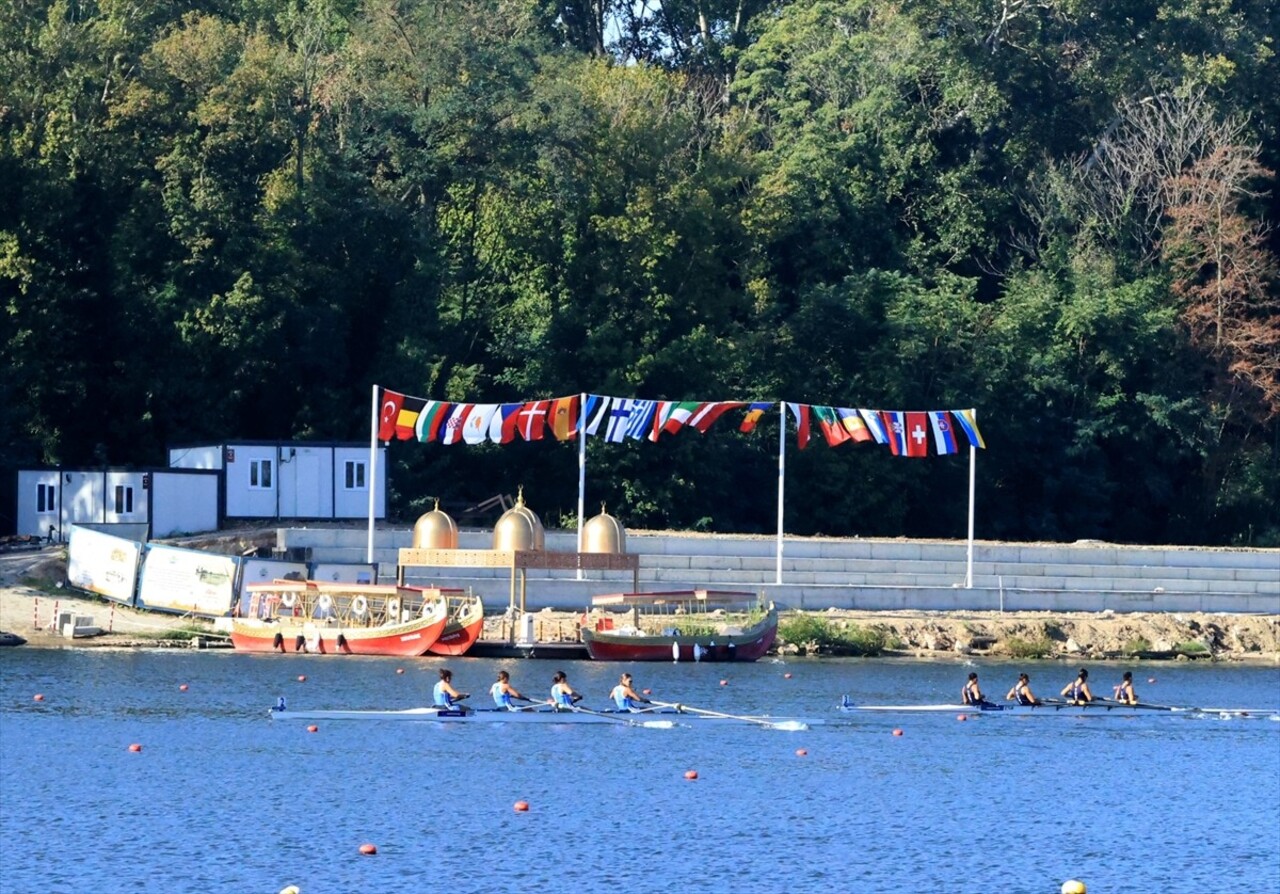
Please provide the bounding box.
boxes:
[378,390,405,441]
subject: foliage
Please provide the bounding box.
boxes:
[1004,636,1055,659]
[778,614,888,655]
[1123,637,1153,655]
[2,0,1277,546]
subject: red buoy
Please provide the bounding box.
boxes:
[33,694,44,702]
[297,675,307,682]
[642,688,652,695]
[719,679,728,686]
[359,843,377,856]
[892,728,904,737]
[795,748,808,757]
[783,673,793,679]
[514,800,530,812]
[128,743,142,752]
[684,770,698,780]
[306,725,319,733]
[957,714,968,722]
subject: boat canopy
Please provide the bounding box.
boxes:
[590,589,758,607]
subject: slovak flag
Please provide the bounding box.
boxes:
[928,411,958,455]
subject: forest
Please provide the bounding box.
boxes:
[2,1,1278,545]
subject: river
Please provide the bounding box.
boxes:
[2,651,1277,894]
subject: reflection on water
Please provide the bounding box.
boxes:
[2,651,1277,894]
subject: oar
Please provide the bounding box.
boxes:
[1092,696,1177,712]
[570,705,675,729]
[650,700,808,731]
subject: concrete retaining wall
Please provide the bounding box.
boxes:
[277,527,1280,614]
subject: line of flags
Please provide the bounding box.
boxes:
[376,390,985,456]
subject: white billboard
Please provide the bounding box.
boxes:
[66,526,142,604]
[137,544,240,617]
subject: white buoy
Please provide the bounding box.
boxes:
[693,643,704,663]
[672,641,679,663]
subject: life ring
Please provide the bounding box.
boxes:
[420,600,436,619]
[316,593,334,614]
[280,592,297,609]
[386,597,401,620]
[350,595,368,618]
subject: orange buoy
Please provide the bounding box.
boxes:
[179,684,189,692]
[892,728,904,737]
[719,679,728,686]
[795,748,807,757]
[957,714,968,722]
[513,800,530,812]
[306,725,319,733]
[396,668,405,675]
[128,743,142,752]
[297,675,307,682]
[642,688,652,695]
[33,694,44,702]
[684,770,698,780]
[358,843,377,856]
[783,673,793,679]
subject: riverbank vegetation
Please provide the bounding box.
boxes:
[2,2,1277,546]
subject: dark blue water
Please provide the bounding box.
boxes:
[2,651,1277,894]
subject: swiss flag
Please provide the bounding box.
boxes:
[378,389,405,441]
[905,412,929,457]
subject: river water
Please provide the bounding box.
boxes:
[2,650,1277,894]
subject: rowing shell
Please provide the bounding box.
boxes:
[838,696,1276,718]
[268,705,680,726]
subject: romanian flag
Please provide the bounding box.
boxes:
[837,408,874,443]
[739,401,773,433]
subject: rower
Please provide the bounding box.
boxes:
[550,670,583,710]
[610,673,651,712]
[433,668,470,712]
[1006,673,1041,706]
[1113,671,1138,705]
[490,670,526,710]
[1061,668,1093,704]
[961,672,991,707]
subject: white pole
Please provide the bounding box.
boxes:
[965,440,976,589]
[367,384,379,567]
[576,392,587,581]
[775,401,786,586]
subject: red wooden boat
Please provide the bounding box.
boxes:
[426,592,485,656]
[230,581,450,657]
[580,591,777,662]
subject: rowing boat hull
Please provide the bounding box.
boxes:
[841,701,1176,716]
[581,607,778,662]
[230,611,447,657]
[270,706,682,724]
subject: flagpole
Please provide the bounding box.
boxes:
[965,427,976,589]
[367,384,378,568]
[775,401,786,586]
[576,391,587,581]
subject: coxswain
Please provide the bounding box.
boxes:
[433,668,469,711]
[490,670,527,710]
[1061,668,1093,704]
[610,673,651,712]
[1113,671,1139,705]
[1006,673,1041,706]
[550,670,583,710]
[961,672,990,707]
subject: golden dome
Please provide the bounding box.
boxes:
[493,487,545,551]
[583,503,626,554]
[412,500,458,549]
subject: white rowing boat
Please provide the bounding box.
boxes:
[838,695,1276,718]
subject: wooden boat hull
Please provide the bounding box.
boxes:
[581,606,777,662]
[231,613,448,657]
[426,594,484,656]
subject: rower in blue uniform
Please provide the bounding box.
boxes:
[610,673,651,712]
[961,672,993,707]
[1006,673,1041,706]
[1061,668,1093,704]
[1112,671,1138,705]
[550,670,583,710]
[490,670,527,709]
[433,668,470,711]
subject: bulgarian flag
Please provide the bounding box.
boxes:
[414,400,452,442]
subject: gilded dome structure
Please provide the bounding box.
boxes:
[493,487,546,551]
[583,503,626,554]
[412,499,458,549]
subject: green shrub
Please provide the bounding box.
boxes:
[777,615,887,656]
[1005,636,1055,659]
[1174,640,1209,654]
[1123,637,1152,655]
